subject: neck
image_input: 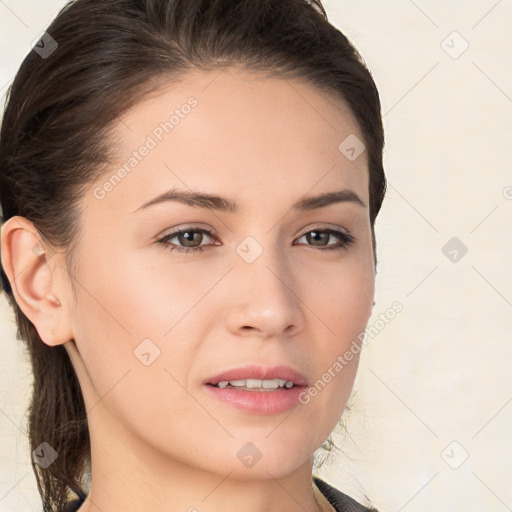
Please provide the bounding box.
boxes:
[76,401,323,512]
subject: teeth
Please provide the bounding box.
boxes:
[215,379,295,389]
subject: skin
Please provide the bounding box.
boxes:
[1,66,375,512]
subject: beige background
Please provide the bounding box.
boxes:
[1,1,511,511]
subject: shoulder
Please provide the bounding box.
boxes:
[313,476,379,512]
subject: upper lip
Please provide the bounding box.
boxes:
[204,364,308,386]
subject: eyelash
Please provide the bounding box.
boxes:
[157,226,356,254]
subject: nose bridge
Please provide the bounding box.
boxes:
[242,224,293,278]
[235,233,291,295]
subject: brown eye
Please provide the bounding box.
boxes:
[304,230,330,246]
[176,230,206,248]
[158,228,216,253]
[295,228,355,251]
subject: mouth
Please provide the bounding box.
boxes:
[203,363,308,389]
[202,364,308,414]
[206,378,297,391]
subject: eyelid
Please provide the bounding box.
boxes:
[157,223,218,239]
[296,223,351,237]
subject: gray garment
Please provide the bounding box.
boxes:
[313,476,379,512]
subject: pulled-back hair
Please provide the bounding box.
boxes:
[0,0,386,510]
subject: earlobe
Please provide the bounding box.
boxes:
[1,216,73,347]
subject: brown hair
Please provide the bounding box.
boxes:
[0,0,386,510]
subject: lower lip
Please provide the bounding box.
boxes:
[203,384,307,414]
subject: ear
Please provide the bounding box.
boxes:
[1,216,74,347]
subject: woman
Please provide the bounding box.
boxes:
[0,0,386,510]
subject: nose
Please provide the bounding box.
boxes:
[223,243,306,339]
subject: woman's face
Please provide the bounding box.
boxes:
[64,67,375,479]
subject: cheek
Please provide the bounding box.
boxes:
[69,252,172,395]
[76,244,207,341]
[305,254,375,341]
[298,254,374,421]
[70,244,208,405]
[70,263,199,448]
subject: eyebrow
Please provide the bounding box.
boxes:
[131,187,366,213]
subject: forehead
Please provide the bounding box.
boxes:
[89,67,369,216]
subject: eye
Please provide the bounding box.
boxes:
[157,227,218,254]
[157,226,355,254]
[294,228,355,252]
